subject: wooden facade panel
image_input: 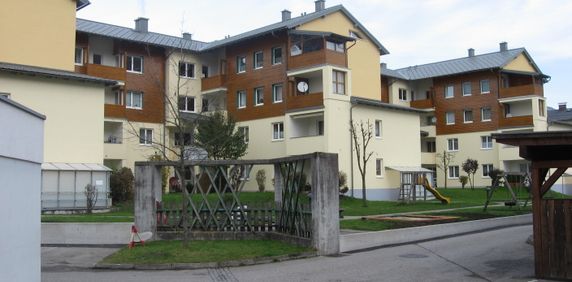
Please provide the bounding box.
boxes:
[380,77,389,103]
[500,84,543,99]
[286,92,323,110]
[288,49,347,70]
[410,99,434,109]
[86,63,126,81]
[201,74,227,92]
[104,104,126,118]
[498,115,533,128]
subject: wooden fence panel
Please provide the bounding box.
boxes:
[540,199,572,280]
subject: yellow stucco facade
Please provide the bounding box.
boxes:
[0,0,77,71]
[503,54,537,73]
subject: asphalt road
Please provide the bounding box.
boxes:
[42,225,544,282]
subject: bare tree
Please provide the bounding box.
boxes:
[85,184,98,214]
[436,150,455,189]
[350,120,374,207]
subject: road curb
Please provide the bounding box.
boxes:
[340,214,532,253]
[93,252,317,270]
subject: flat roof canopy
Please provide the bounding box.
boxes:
[492,131,572,162]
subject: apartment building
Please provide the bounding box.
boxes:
[381,43,550,187]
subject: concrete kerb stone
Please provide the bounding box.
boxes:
[93,252,317,270]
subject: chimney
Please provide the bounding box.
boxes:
[281,9,291,21]
[315,0,325,12]
[468,48,475,57]
[134,17,149,33]
[499,41,508,52]
[381,63,387,69]
[182,32,192,40]
[558,102,567,111]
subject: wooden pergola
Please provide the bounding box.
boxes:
[493,131,572,280]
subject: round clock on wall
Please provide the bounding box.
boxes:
[297,81,309,93]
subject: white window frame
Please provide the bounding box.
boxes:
[272,83,283,103]
[126,91,143,109]
[376,158,384,177]
[237,90,246,109]
[236,56,246,73]
[447,138,459,151]
[480,79,490,94]
[445,112,455,125]
[74,47,83,65]
[482,164,494,177]
[374,120,382,138]
[481,107,492,122]
[238,126,249,144]
[271,47,283,65]
[445,85,454,98]
[179,62,195,78]
[126,55,143,73]
[481,136,493,149]
[254,87,264,106]
[463,110,473,123]
[254,51,263,69]
[398,88,407,101]
[332,70,345,95]
[462,82,472,96]
[139,128,153,145]
[179,96,195,112]
[272,122,284,141]
[448,165,460,179]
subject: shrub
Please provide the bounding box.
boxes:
[110,167,134,203]
[339,171,349,194]
[459,175,468,189]
[256,169,266,192]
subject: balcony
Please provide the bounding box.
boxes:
[421,152,436,164]
[499,84,543,99]
[104,104,126,119]
[286,92,323,111]
[421,125,436,137]
[104,142,126,160]
[288,49,347,70]
[85,63,126,81]
[286,135,325,156]
[410,98,434,109]
[201,74,227,93]
[499,115,533,128]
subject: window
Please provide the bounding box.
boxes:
[482,164,494,177]
[178,96,195,112]
[254,87,264,106]
[238,126,249,143]
[317,120,324,136]
[481,107,492,121]
[398,88,407,101]
[481,136,493,149]
[426,116,436,125]
[236,90,246,109]
[447,138,459,151]
[445,85,454,98]
[426,141,436,153]
[272,47,283,65]
[114,90,123,105]
[375,120,382,138]
[253,51,263,69]
[126,91,143,109]
[139,128,152,145]
[272,122,284,140]
[539,100,545,117]
[174,132,192,146]
[127,56,143,73]
[445,112,455,125]
[462,82,472,96]
[332,70,345,95]
[179,62,195,78]
[93,54,102,65]
[480,79,490,94]
[326,41,344,52]
[201,98,209,112]
[463,110,473,123]
[272,83,283,103]
[448,166,460,179]
[504,104,512,117]
[376,158,384,177]
[236,56,246,73]
[74,47,83,65]
[202,65,209,78]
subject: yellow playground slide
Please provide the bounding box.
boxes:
[420,177,451,204]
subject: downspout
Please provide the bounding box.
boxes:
[349,101,356,197]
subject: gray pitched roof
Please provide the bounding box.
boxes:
[548,107,572,122]
[0,62,116,85]
[350,96,424,114]
[201,5,389,54]
[76,18,208,51]
[382,48,544,80]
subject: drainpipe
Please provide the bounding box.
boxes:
[349,102,356,197]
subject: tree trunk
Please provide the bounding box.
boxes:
[361,173,367,207]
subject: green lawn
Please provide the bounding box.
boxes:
[41,201,134,223]
[101,240,313,265]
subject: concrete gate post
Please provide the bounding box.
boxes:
[134,163,162,239]
[310,152,340,255]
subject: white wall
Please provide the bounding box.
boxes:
[0,98,44,282]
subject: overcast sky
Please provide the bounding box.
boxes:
[78,0,571,107]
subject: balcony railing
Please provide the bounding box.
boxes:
[410,98,435,109]
[85,63,126,81]
[288,49,347,70]
[499,115,533,128]
[499,84,543,99]
[104,104,126,119]
[104,142,126,160]
[286,92,323,111]
[201,74,227,92]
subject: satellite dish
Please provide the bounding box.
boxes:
[431,117,437,123]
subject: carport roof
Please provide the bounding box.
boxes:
[41,163,112,171]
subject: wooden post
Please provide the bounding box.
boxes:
[311,152,340,255]
[531,166,544,278]
[134,164,161,239]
